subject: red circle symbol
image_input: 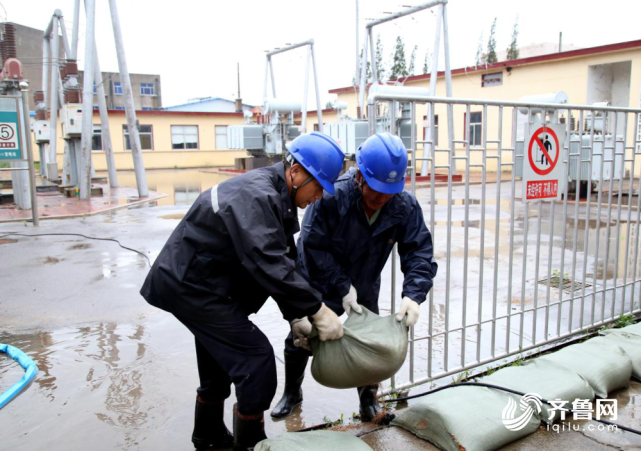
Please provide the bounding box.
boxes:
[528,127,559,176]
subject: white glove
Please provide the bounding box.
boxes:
[312,303,344,341]
[396,296,420,327]
[342,284,362,315]
[291,317,312,351]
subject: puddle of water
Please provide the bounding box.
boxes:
[0,311,368,450]
[95,169,232,207]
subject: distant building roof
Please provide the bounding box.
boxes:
[164,97,255,111]
[329,39,641,94]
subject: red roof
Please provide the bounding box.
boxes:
[329,39,641,94]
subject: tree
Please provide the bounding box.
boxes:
[506,17,519,60]
[389,36,408,80]
[408,45,417,77]
[486,18,498,63]
[375,34,386,81]
[352,49,372,85]
[423,51,431,75]
[475,32,484,66]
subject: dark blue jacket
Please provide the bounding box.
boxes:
[141,162,322,322]
[297,168,437,310]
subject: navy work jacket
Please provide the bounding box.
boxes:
[141,162,322,322]
[297,168,437,310]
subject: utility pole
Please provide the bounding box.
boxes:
[355,0,359,83]
[78,0,96,200]
[108,0,148,197]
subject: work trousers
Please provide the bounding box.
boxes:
[284,297,380,356]
[178,314,277,416]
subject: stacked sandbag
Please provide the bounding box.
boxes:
[599,329,641,379]
[255,431,373,451]
[309,307,408,389]
[483,358,595,424]
[537,337,632,398]
[392,385,540,451]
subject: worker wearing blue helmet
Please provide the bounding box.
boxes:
[272,132,437,424]
[141,132,346,451]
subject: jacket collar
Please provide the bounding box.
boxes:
[274,161,297,221]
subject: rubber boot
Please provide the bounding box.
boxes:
[233,404,267,451]
[191,396,234,450]
[270,353,309,419]
[357,385,396,425]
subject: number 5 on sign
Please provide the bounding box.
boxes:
[522,121,566,203]
[0,108,22,160]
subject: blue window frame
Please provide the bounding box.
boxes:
[114,82,123,95]
[140,83,155,96]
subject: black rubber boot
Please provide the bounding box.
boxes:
[233,404,267,451]
[270,353,309,419]
[191,396,234,450]
[357,385,396,425]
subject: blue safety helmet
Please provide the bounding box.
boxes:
[356,133,408,194]
[288,132,345,195]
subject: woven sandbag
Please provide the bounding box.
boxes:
[618,321,641,336]
[484,358,595,424]
[599,329,641,379]
[309,307,408,389]
[255,431,373,451]
[537,337,632,398]
[392,385,540,451]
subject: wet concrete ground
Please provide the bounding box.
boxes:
[1,169,640,450]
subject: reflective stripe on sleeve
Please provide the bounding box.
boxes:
[211,184,220,213]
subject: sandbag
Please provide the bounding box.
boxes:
[484,358,595,424]
[619,321,641,336]
[392,385,540,451]
[599,329,641,380]
[255,431,373,451]
[537,337,632,398]
[309,307,408,389]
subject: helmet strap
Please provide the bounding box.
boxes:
[356,169,365,193]
[290,167,313,205]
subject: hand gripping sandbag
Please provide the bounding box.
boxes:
[309,307,408,389]
[255,430,373,451]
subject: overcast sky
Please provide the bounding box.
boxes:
[4,0,640,109]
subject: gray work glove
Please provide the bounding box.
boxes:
[291,317,313,351]
[312,303,344,341]
[342,284,363,315]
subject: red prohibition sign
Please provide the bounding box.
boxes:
[528,127,559,176]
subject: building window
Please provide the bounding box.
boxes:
[215,125,228,149]
[171,125,199,150]
[140,82,155,96]
[115,106,125,110]
[114,82,123,95]
[466,112,482,147]
[142,107,153,111]
[92,124,102,151]
[93,81,97,94]
[423,114,438,146]
[123,124,153,150]
[482,72,503,87]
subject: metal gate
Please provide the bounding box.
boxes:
[368,92,641,394]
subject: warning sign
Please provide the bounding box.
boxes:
[523,121,565,202]
[0,110,22,160]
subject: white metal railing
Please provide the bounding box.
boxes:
[368,93,641,394]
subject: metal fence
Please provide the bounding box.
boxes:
[368,92,641,394]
